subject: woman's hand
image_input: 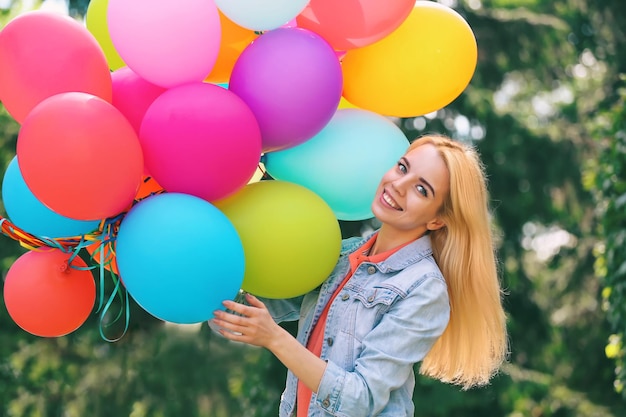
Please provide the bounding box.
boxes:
[213,293,328,393]
[211,293,283,349]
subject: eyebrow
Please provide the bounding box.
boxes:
[400,157,436,197]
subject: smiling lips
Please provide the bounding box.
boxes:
[382,190,403,211]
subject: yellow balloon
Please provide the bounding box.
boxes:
[86,0,126,71]
[338,96,359,110]
[215,181,341,299]
[342,1,477,117]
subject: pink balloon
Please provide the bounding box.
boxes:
[112,67,166,135]
[17,92,144,221]
[297,0,415,51]
[229,28,343,152]
[139,83,262,202]
[0,11,112,123]
[107,0,222,88]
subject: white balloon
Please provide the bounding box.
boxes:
[215,0,309,31]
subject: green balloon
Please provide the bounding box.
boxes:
[215,181,341,298]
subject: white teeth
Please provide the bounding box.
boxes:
[383,191,401,210]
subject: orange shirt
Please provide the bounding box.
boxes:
[297,235,413,416]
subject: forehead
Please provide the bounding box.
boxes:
[404,144,446,172]
[404,144,450,189]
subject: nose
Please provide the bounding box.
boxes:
[391,175,411,196]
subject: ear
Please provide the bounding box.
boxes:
[426,217,446,231]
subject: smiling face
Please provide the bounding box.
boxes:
[371,143,450,240]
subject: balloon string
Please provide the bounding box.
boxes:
[98,271,130,343]
[0,215,130,342]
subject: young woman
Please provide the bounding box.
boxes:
[211,134,509,416]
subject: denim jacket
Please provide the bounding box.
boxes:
[264,233,450,417]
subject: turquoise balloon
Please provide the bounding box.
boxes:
[2,156,99,238]
[264,109,410,220]
[115,193,244,324]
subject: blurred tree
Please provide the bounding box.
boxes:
[1,0,626,416]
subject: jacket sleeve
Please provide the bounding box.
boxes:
[259,296,304,323]
[314,276,450,416]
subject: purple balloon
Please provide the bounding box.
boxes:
[229,28,343,152]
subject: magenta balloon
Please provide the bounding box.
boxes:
[0,11,112,124]
[229,28,343,152]
[112,67,166,135]
[107,0,221,88]
[139,82,262,202]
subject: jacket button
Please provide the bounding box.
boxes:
[326,337,334,346]
[367,266,376,274]
[341,293,349,301]
[322,398,330,408]
[367,295,375,302]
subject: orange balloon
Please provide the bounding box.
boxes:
[86,241,119,275]
[4,248,96,337]
[135,175,164,201]
[342,1,477,117]
[205,11,258,84]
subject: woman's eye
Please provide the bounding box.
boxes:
[416,185,428,197]
[397,162,407,173]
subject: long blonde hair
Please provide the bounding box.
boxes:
[412,135,508,389]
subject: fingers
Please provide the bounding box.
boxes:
[244,293,264,308]
[211,312,247,334]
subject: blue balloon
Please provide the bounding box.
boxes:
[115,193,244,324]
[2,156,99,238]
[264,109,410,220]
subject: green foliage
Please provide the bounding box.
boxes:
[584,77,626,396]
[1,0,626,416]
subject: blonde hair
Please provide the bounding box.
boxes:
[412,134,509,389]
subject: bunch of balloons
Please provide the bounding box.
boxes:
[0,0,477,339]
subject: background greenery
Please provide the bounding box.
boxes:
[1,0,625,415]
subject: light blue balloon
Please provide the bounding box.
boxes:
[215,0,308,31]
[264,109,410,220]
[1,156,99,238]
[115,193,244,324]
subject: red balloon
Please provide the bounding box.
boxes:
[296,0,414,51]
[0,11,112,123]
[3,249,96,337]
[16,92,144,221]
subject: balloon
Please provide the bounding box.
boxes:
[4,248,96,337]
[115,193,245,324]
[85,0,125,70]
[205,11,259,84]
[248,163,266,184]
[297,0,414,51]
[215,0,309,31]
[134,175,164,201]
[107,0,221,88]
[111,67,166,135]
[2,156,99,238]
[264,109,409,220]
[16,92,144,221]
[342,1,477,117]
[86,241,118,275]
[338,96,359,110]
[229,28,342,152]
[140,82,262,202]
[0,11,111,123]
[214,180,341,298]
